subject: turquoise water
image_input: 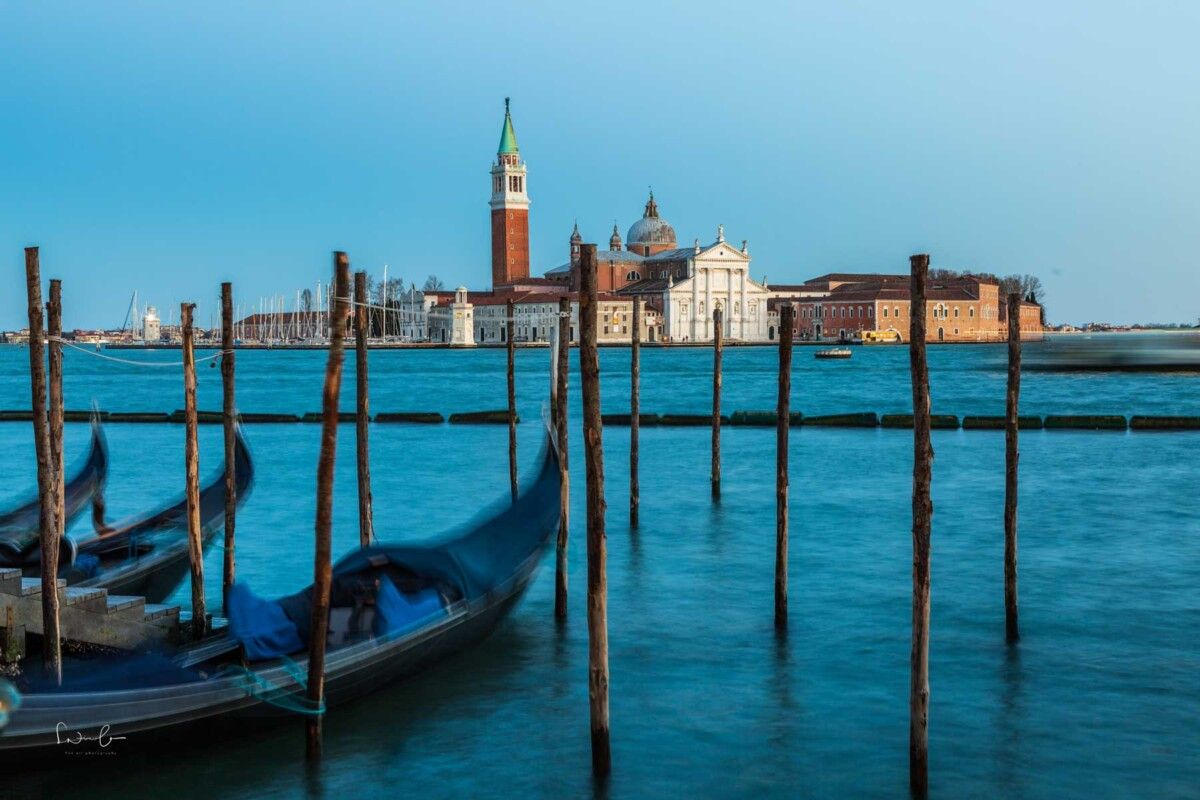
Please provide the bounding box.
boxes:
[1,344,1198,799]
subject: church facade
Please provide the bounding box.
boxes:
[543,193,773,343]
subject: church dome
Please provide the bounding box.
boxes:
[626,191,676,247]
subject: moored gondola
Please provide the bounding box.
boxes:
[0,432,558,760]
[0,421,108,566]
[53,425,255,603]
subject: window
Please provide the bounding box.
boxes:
[954,307,960,318]
[840,307,845,318]
[894,306,900,317]
[604,326,609,334]
[681,303,689,317]
[734,301,740,316]
[883,307,889,318]
[699,301,706,316]
[868,307,874,318]
[969,307,975,318]
[626,270,641,281]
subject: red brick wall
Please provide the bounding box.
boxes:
[491,208,529,287]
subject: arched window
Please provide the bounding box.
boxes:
[969,307,975,318]
[868,306,874,318]
[883,307,889,318]
[626,270,641,281]
[953,306,960,318]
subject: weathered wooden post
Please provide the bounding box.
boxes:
[354,271,373,547]
[555,295,571,620]
[908,253,933,797]
[630,295,641,528]
[24,248,61,683]
[507,298,518,503]
[47,280,65,543]
[711,307,723,499]
[775,303,793,630]
[578,244,611,777]
[1005,292,1021,643]
[221,282,237,609]
[307,252,352,761]
[181,303,206,639]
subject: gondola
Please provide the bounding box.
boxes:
[0,430,559,759]
[0,422,108,566]
[54,426,255,603]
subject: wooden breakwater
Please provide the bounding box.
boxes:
[1,409,1198,430]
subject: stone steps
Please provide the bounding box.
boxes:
[0,567,181,647]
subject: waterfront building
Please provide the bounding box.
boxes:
[771,273,1042,342]
[617,226,771,343]
[542,194,771,343]
[427,287,476,345]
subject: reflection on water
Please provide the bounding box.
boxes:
[0,346,1197,797]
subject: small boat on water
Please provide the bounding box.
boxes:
[815,348,852,360]
[0,432,559,760]
[0,422,108,566]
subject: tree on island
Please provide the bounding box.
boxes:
[423,275,446,292]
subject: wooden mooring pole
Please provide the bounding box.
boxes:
[507,298,518,503]
[307,252,351,761]
[775,303,793,630]
[555,295,570,621]
[221,283,237,610]
[1004,292,1021,643]
[354,271,373,547]
[579,244,611,778]
[908,253,933,797]
[181,303,206,639]
[630,295,641,528]
[47,280,65,546]
[711,307,722,499]
[24,248,61,683]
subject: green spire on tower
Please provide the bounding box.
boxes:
[498,97,519,155]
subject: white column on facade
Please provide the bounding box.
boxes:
[691,262,699,342]
[739,268,747,339]
[705,268,712,341]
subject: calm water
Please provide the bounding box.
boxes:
[0,343,1197,799]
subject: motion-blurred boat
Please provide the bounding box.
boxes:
[0,431,558,760]
[1024,332,1200,372]
[815,348,852,360]
[0,422,107,566]
[58,426,254,602]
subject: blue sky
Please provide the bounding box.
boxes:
[1,2,1196,328]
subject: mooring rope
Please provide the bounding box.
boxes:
[47,336,231,368]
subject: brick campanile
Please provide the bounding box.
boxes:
[489,97,530,287]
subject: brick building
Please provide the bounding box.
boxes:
[770,273,1042,343]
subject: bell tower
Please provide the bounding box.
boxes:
[490,98,530,287]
